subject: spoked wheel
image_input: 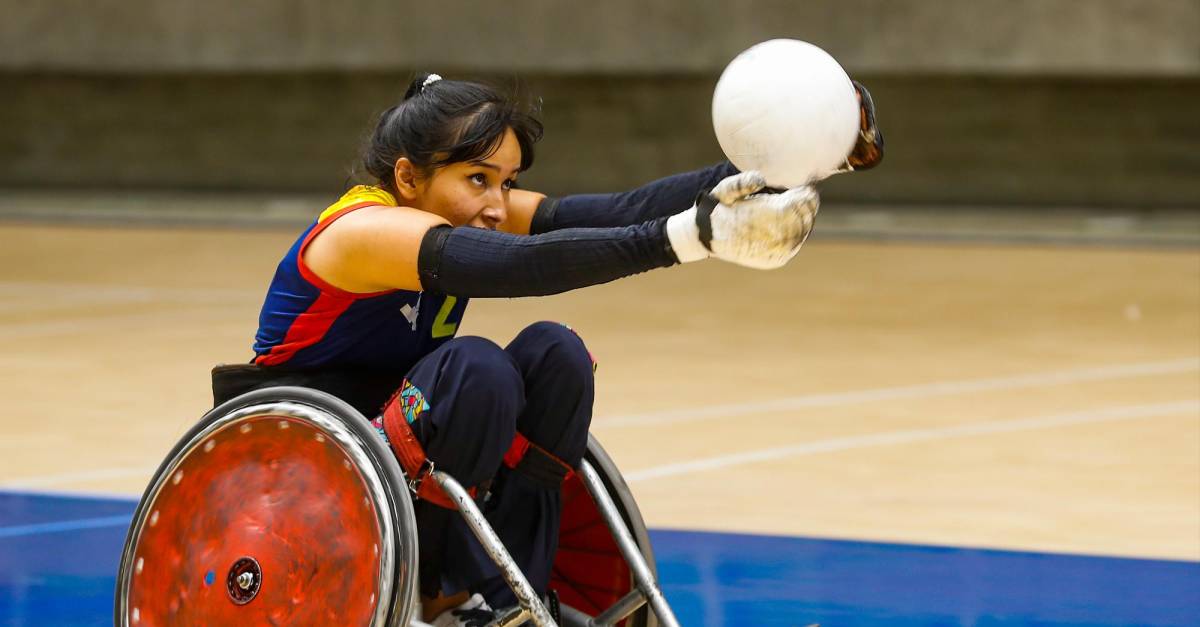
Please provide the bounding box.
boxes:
[552,435,659,627]
[115,387,419,626]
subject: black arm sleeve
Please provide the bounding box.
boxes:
[530,161,738,234]
[418,220,678,298]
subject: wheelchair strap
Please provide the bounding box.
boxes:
[379,400,477,510]
[503,432,575,488]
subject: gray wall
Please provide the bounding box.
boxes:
[5,0,1197,76]
[2,1,1198,208]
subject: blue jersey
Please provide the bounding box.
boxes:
[252,185,468,371]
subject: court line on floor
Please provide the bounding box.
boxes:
[0,486,140,501]
[0,281,261,334]
[2,306,249,340]
[11,402,1192,531]
[0,515,132,539]
[624,399,1200,483]
[6,359,1198,490]
[1,467,157,490]
[597,358,1200,428]
[0,280,260,301]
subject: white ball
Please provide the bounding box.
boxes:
[713,39,860,188]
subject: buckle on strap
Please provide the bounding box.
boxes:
[379,397,475,510]
[407,458,435,496]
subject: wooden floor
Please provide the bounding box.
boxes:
[1,222,1197,561]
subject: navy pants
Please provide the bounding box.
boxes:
[389,321,595,604]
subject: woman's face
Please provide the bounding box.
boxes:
[411,128,523,229]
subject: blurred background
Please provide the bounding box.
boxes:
[1,1,1198,625]
[2,0,1198,216]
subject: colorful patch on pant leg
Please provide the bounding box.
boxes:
[369,415,390,444]
[397,379,430,424]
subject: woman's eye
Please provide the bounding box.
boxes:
[502,179,515,191]
[469,173,487,186]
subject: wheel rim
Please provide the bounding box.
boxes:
[118,401,398,626]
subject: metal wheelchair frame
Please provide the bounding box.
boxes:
[116,387,679,627]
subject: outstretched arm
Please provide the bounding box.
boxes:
[312,172,818,298]
[422,171,818,297]
[503,162,738,236]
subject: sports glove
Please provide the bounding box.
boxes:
[665,170,818,269]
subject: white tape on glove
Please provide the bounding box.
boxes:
[665,170,818,269]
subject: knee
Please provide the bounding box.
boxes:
[441,336,524,394]
[507,323,595,465]
[519,321,588,351]
[425,336,524,443]
[512,321,596,381]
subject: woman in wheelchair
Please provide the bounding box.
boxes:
[212,72,852,624]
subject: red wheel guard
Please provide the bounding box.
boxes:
[126,415,383,625]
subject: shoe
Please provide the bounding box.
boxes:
[431,593,496,627]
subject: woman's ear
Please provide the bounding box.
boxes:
[393,158,421,203]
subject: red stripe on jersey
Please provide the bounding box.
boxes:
[255,292,355,366]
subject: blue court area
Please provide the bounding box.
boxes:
[1,491,1197,626]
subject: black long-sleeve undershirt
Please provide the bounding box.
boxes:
[418,219,678,298]
[530,161,737,233]
[418,162,738,298]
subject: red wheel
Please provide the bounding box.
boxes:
[116,388,419,626]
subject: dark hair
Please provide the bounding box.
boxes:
[361,73,544,192]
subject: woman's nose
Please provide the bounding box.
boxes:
[481,203,506,229]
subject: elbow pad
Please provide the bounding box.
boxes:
[418,221,677,298]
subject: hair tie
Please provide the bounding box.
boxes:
[422,74,442,91]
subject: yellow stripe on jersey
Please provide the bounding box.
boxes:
[317,185,398,223]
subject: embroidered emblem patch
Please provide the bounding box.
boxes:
[397,379,430,424]
[370,415,390,443]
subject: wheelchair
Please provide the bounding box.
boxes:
[114,386,681,626]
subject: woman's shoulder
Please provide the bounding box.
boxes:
[317,185,400,224]
[302,186,448,294]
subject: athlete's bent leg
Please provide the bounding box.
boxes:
[449,321,596,607]
[378,336,524,599]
